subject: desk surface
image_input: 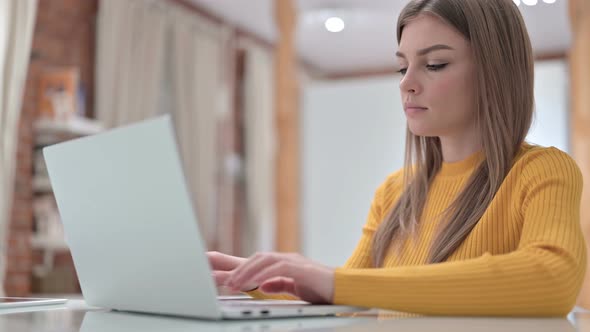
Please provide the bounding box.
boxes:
[1,300,590,332]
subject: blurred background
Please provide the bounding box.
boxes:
[0,0,589,305]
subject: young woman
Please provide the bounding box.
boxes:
[207,0,586,316]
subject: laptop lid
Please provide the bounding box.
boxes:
[43,115,223,319]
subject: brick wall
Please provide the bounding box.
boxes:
[5,0,98,296]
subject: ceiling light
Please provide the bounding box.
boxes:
[542,0,556,3]
[513,0,521,6]
[325,17,345,33]
[522,0,538,5]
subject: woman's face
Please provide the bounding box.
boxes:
[397,14,477,138]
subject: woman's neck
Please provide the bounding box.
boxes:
[439,131,482,163]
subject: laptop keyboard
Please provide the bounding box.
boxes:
[220,299,308,307]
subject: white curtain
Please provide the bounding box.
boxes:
[0,0,38,296]
[241,41,277,255]
[95,0,168,127]
[95,0,230,247]
[169,9,231,248]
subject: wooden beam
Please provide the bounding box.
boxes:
[534,51,566,62]
[321,67,399,81]
[274,0,300,252]
[569,0,590,309]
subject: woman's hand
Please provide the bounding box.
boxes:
[224,252,335,304]
[206,251,257,292]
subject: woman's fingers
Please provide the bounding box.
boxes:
[213,269,258,292]
[259,277,296,295]
[207,251,244,271]
[226,253,278,289]
[208,252,259,292]
[212,270,231,286]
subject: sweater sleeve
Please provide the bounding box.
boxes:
[332,150,587,316]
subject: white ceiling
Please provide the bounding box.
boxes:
[188,0,571,75]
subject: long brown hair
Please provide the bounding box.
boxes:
[372,0,534,266]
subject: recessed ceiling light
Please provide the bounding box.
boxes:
[542,0,556,3]
[522,0,538,5]
[325,17,345,33]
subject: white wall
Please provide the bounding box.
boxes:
[527,60,569,152]
[301,76,406,266]
[301,60,569,267]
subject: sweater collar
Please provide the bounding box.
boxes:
[439,150,485,177]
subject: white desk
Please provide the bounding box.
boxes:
[1,300,589,332]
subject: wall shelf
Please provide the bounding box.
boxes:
[31,115,103,280]
[34,116,104,146]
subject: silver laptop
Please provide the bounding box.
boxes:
[43,115,362,320]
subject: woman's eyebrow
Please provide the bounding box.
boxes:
[396,44,454,58]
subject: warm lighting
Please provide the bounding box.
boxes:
[325,17,345,33]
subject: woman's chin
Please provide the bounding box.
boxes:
[408,124,438,137]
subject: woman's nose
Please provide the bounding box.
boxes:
[399,69,421,95]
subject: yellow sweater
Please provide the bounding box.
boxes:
[253,144,587,316]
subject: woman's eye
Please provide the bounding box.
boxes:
[397,63,447,75]
[426,63,448,71]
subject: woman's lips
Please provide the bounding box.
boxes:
[404,107,428,116]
